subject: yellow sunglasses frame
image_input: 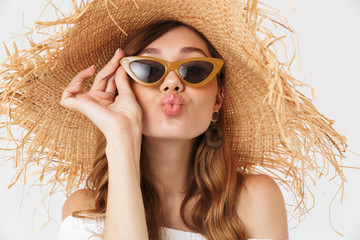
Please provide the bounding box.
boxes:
[120,56,224,88]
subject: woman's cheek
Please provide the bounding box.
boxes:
[192,98,216,132]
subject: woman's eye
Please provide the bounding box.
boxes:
[187,66,205,73]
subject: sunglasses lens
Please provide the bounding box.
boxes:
[129,60,165,83]
[179,61,214,84]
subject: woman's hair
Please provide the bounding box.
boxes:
[75,20,247,240]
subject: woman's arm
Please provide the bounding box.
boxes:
[103,132,148,240]
[61,135,148,240]
[237,174,289,239]
[60,49,148,240]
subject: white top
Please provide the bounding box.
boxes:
[59,216,274,240]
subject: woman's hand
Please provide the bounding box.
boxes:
[61,49,148,239]
[60,49,142,138]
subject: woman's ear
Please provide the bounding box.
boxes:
[214,88,224,111]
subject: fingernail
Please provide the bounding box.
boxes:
[115,48,120,54]
[76,82,82,85]
[90,65,96,69]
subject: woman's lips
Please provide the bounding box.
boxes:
[160,93,184,116]
[161,104,183,116]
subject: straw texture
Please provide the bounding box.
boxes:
[0,0,347,218]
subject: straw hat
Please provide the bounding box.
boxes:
[0,0,346,217]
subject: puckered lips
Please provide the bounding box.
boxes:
[160,93,184,116]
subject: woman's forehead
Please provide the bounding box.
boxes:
[142,26,211,56]
[139,46,209,57]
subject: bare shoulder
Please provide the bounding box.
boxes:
[62,189,96,221]
[237,174,288,239]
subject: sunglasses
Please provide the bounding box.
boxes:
[120,56,224,87]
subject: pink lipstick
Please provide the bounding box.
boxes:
[160,93,184,116]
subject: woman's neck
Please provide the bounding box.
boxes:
[141,136,198,199]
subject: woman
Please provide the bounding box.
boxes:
[60,21,288,239]
[0,0,346,240]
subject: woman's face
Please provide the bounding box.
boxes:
[129,26,223,140]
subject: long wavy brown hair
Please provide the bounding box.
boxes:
[75,20,247,240]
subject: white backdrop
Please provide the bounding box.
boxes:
[0,0,359,239]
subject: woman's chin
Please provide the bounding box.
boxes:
[142,131,204,142]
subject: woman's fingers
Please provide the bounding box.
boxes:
[91,49,125,92]
[60,65,96,107]
[105,75,116,96]
[114,65,133,96]
[71,65,96,85]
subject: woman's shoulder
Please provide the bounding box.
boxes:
[240,173,282,195]
[237,174,288,239]
[62,189,96,220]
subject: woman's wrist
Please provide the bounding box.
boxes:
[105,129,142,178]
[104,126,142,144]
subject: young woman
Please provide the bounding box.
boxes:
[59,21,288,240]
[0,0,346,240]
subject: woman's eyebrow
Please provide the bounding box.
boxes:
[139,47,208,56]
[180,47,208,56]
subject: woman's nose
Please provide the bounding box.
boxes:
[159,71,185,93]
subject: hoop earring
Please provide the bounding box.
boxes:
[205,111,223,148]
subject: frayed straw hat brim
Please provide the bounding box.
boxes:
[0,0,346,217]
